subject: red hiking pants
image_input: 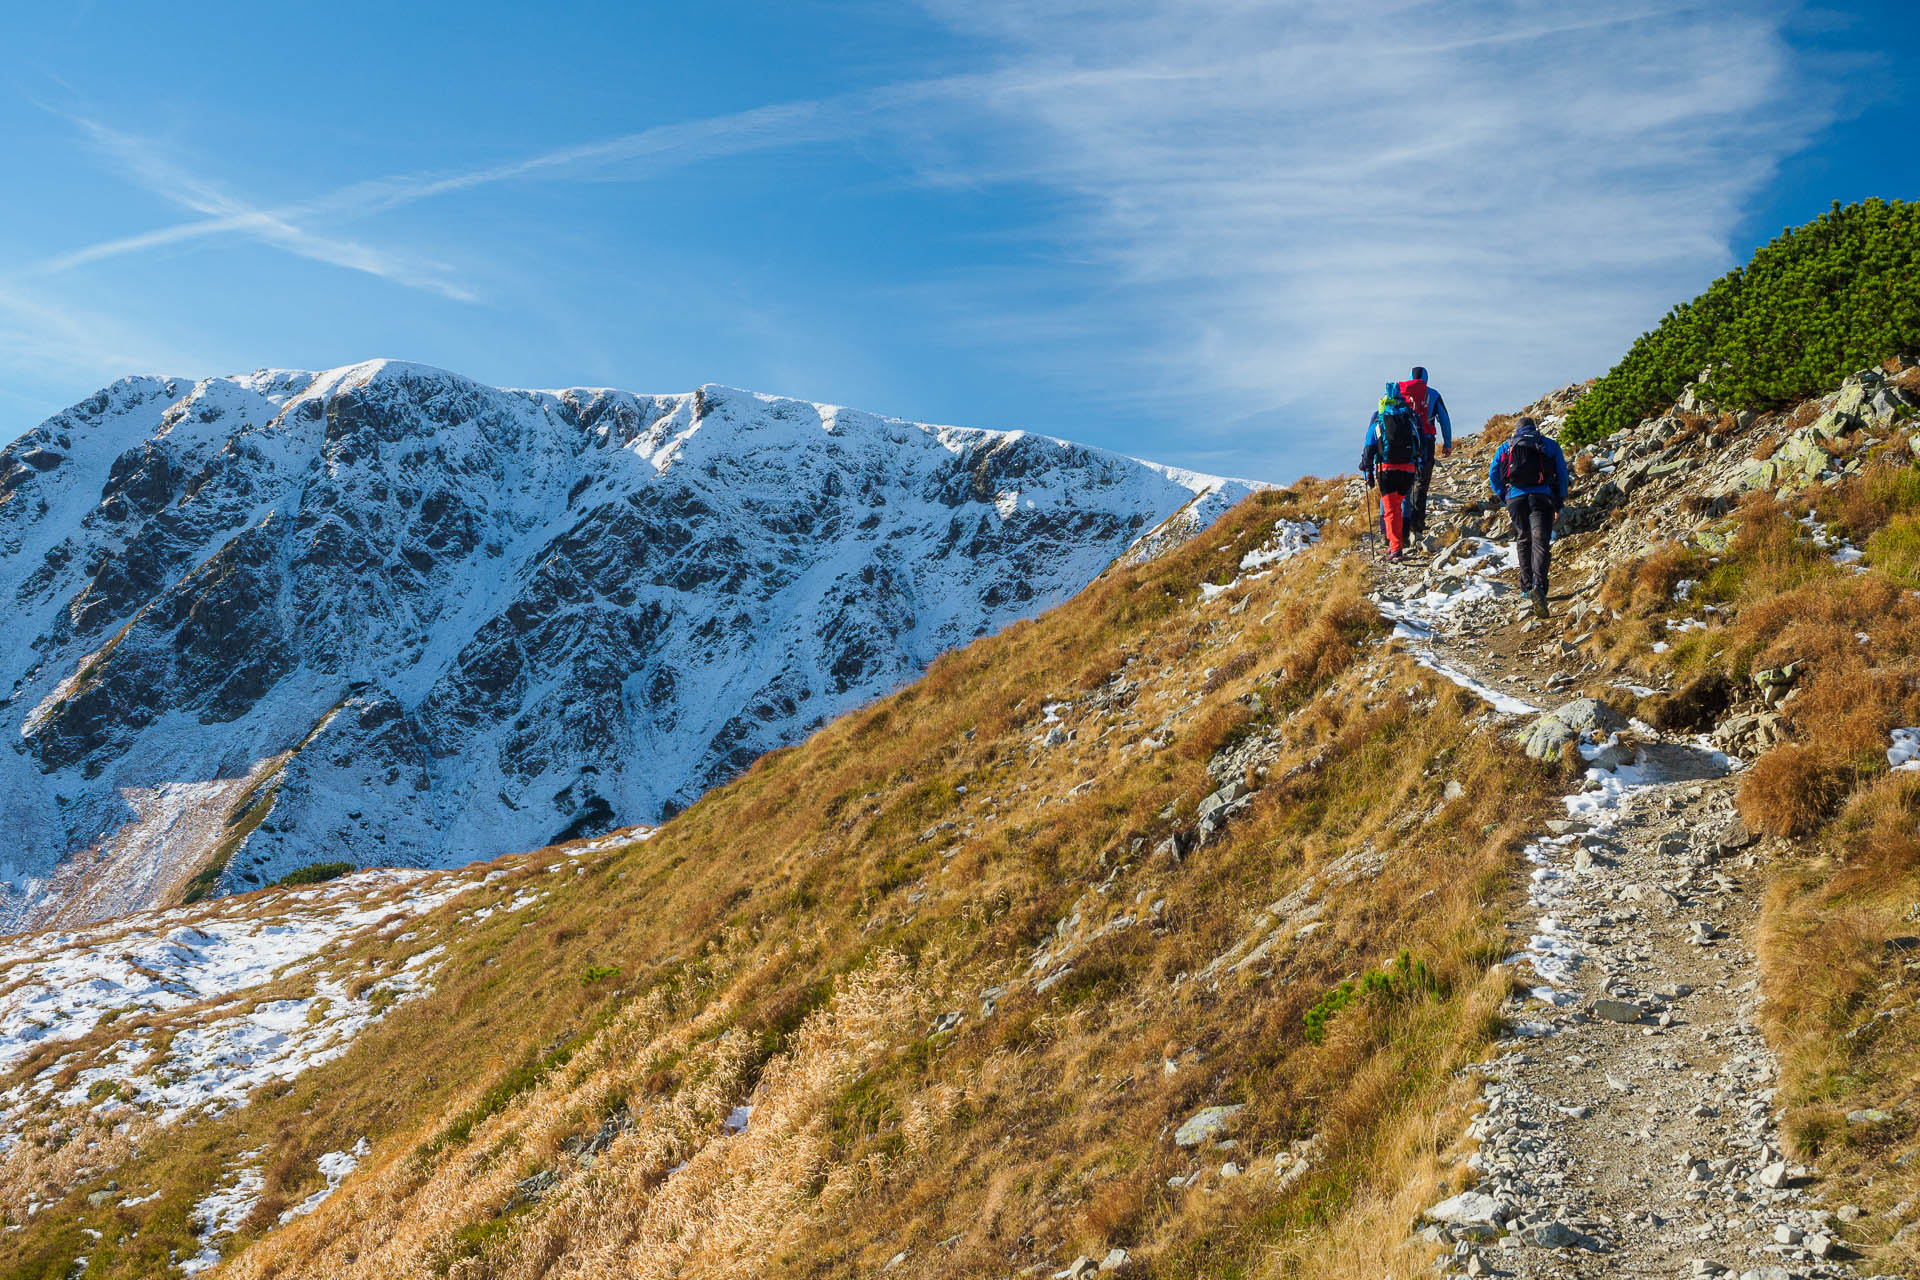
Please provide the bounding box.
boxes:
[1378,468,1416,552]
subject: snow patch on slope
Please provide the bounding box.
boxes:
[0,869,469,1125]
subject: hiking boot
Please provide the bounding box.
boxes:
[1529,588,1549,619]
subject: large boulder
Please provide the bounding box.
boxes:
[1740,431,1832,492]
[1517,698,1628,761]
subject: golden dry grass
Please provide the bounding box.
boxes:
[0,485,1565,1279]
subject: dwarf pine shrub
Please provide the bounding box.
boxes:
[1564,199,1920,446]
[273,861,355,887]
[1302,950,1441,1043]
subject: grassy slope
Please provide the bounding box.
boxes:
[0,483,1569,1279]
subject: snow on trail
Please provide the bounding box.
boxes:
[1374,534,1540,717]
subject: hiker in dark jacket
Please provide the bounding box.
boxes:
[1488,416,1569,617]
[1400,366,1453,537]
[1361,381,1423,559]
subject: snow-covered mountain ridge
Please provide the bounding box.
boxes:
[0,359,1254,926]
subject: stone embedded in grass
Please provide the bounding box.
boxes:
[1845,1108,1891,1125]
[1196,780,1250,821]
[1173,1104,1245,1148]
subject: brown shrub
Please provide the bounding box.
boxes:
[1573,454,1597,478]
[1830,456,1920,543]
[1739,745,1841,837]
[1832,770,1920,877]
[1179,702,1252,762]
[1075,1175,1149,1247]
[1480,414,1517,446]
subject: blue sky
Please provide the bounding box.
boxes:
[0,1,1912,483]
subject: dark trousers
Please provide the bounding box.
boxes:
[1408,439,1436,533]
[1506,494,1555,592]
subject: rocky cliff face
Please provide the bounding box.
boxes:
[0,361,1250,925]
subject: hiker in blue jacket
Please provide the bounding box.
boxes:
[1488,415,1570,618]
[1361,381,1424,558]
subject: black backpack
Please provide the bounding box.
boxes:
[1378,400,1419,466]
[1504,431,1549,488]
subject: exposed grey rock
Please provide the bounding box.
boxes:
[1517,698,1629,761]
[1591,998,1645,1024]
[1425,1191,1504,1227]
[1198,780,1251,820]
[1174,1104,1245,1148]
[1524,1220,1577,1248]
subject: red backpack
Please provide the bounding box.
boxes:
[1397,378,1433,437]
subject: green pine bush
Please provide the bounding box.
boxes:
[272,860,356,887]
[1302,949,1442,1043]
[1563,199,1920,447]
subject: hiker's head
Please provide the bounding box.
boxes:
[1383,380,1399,398]
[1410,366,1427,381]
[1514,415,1537,433]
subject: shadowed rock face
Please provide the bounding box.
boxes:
[0,360,1252,922]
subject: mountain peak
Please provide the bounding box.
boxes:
[0,363,1255,928]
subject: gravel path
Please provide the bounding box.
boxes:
[1366,459,1907,1280]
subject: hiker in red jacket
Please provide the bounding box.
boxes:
[1399,366,1454,538]
[1360,382,1422,559]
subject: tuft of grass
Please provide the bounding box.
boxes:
[1739,744,1841,838]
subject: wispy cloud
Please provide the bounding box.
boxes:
[897,0,1833,475]
[0,283,195,394]
[30,113,478,300]
[13,3,1832,481]
[24,95,893,293]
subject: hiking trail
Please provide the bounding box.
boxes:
[1364,428,1904,1280]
